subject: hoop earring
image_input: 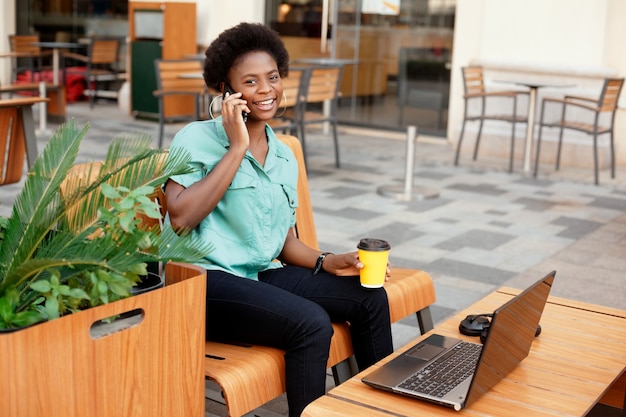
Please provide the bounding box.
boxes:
[275,92,288,118]
[208,95,223,119]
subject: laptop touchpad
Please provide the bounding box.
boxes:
[407,343,446,361]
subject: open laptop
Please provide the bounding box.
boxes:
[362,271,556,411]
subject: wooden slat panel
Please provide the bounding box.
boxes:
[90,39,119,64]
[0,262,206,417]
[281,68,305,108]
[155,59,206,118]
[306,67,341,103]
[277,133,319,249]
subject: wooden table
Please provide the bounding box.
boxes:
[494,81,574,174]
[31,41,84,85]
[0,97,48,177]
[303,287,626,417]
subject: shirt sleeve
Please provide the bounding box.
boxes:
[168,120,227,188]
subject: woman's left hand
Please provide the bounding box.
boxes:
[324,252,391,281]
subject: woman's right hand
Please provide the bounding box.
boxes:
[221,91,250,151]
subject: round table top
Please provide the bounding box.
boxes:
[32,41,84,49]
[291,58,359,66]
[0,97,49,108]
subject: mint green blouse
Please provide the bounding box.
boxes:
[166,118,299,280]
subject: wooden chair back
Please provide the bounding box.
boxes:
[88,38,120,66]
[153,59,209,147]
[277,134,319,249]
[462,66,486,96]
[9,35,41,55]
[269,66,310,139]
[281,66,309,108]
[7,34,51,82]
[304,65,343,103]
[598,78,624,112]
[154,59,206,94]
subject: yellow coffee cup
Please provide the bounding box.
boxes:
[357,238,391,288]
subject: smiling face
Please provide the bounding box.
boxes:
[226,50,284,123]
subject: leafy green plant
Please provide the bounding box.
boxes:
[0,120,211,330]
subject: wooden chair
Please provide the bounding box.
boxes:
[196,134,436,416]
[142,134,435,416]
[7,34,52,83]
[290,65,344,168]
[269,66,311,140]
[454,66,529,172]
[533,77,624,185]
[153,58,211,148]
[63,37,122,109]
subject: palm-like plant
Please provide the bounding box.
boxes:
[0,120,211,330]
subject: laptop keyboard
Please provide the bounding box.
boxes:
[398,341,482,398]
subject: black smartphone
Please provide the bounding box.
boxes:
[223,83,248,122]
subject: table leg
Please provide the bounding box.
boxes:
[52,48,60,85]
[36,81,49,135]
[20,105,39,169]
[523,87,538,174]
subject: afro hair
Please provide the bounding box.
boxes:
[203,22,290,92]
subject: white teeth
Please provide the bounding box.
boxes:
[257,99,274,105]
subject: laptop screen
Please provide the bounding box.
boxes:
[465,271,555,407]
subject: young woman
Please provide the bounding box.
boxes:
[164,22,393,416]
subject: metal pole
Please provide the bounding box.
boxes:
[377,125,439,201]
[403,125,417,198]
[36,81,48,134]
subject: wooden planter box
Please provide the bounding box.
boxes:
[0,262,206,417]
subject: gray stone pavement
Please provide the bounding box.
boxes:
[1,101,624,416]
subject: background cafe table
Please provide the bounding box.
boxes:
[31,41,84,85]
[495,80,574,174]
[303,287,626,417]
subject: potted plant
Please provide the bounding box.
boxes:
[0,119,211,330]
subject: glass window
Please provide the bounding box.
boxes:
[266,0,455,136]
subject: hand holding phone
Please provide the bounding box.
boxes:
[223,83,248,122]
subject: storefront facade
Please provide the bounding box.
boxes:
[1,0,455,137]
[2,0,626,168]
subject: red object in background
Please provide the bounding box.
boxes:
[16,68,87,102]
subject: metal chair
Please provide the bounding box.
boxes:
[268,66,310,141]
[454,66,529,172]
[293,64,344,168]
[153,58,211,148]
[63,37,122,109]
[534,77,624,185]
[7,34,52,83]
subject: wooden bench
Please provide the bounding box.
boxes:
[199,134,436,416]
[0,82,65,123]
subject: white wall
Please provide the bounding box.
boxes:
[197,0,266,48]
[0,0,16,84]
[129,0,267,49]
[450,0,626,167]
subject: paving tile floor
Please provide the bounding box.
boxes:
[1,102,624,416]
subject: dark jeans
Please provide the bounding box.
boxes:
[205,265,393,417]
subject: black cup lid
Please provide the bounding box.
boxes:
[357,238,391,251]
